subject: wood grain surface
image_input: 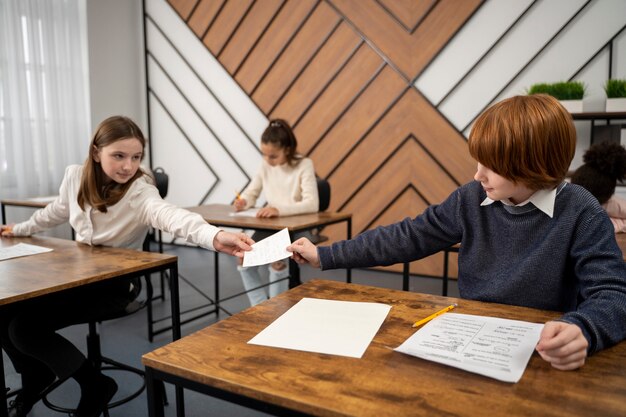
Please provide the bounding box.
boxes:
[0,236,176,305]
[143,279,626,417]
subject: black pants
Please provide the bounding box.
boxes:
[0,279,136,385]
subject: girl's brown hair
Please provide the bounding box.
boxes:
[77,116,147,212]
[261,119,302,166]
[468,94,576,190]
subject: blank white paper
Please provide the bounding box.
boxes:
[243,227,291,267]
[248,297,391,358]
[395,313,544,383]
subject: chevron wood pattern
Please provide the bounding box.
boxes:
[165,0,483,278]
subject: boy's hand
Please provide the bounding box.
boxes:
[213,231,254,257]
[287,237,321,268]
[535,321,588,370]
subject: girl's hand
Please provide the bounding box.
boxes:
[287,237,320,268]
[1,224,14,237]
[535,321,588,370]
[234,198,247,211]
[256,207,279,218]
[213,231,254,258]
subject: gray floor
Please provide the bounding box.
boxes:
[3,242,459,417]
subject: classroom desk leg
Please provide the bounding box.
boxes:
[146,367,165,417]
[0,342,7,417]
[346,218,352,283]
[214,251,220,318]
[403,263,410,291]
[168,263,185,417]
[288,258,301,289]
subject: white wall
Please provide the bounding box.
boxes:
[86,0,147,136]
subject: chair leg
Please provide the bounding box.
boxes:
[87,321,102,369]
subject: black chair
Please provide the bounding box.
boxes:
[41,277,165,416]
[310,176,331,244]
[150,167,169,254]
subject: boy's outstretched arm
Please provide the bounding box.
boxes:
[536,321,588,370]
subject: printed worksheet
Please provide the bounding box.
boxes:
[395,313,544,383]
[243,227,291,267]
[0,243,53,261]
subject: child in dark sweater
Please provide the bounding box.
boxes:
[571,141,626,233]
[288,94,626,371]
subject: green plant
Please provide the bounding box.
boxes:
[604,79,626,98]
[527,81,586,100]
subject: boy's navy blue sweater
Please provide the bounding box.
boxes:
[319,181,626,354]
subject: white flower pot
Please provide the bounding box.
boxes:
[606,98,626,112]
[559,100,584,113]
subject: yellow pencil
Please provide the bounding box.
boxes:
[412,303,457,327]
[235,190,241,200]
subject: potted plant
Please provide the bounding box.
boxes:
[527,81,586,113]
[604,79,626,112]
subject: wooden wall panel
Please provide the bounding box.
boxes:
[203,0,254,55]
[165,0,483,278]
[218,0,284,73]
[295,44,382,154]
[252,1,340,113]
[187,0,224,38]
[168,0,199,20]
[330,0,483,79]
[235,0,317,93]
[308,66,407,177]
[377,0,437,31]
[270,22,361,122]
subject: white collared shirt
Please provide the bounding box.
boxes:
[480,186,559,218]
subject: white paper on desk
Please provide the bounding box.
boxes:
[0,243,53,261]
[248,298,391,358]
[395,313,543,383]
[243,227,291,267]
[229,208,260,217]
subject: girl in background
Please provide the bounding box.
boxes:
[234,119,318,306]
[1,116,253,417]
[571,141,626,233]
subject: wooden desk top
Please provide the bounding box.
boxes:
[185,204,351,232]
[0,236,177,306]
[1,196,57,209]
[142,279,626,417]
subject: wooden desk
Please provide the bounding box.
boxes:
[142,279,626,417]
[0,236,181,417]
